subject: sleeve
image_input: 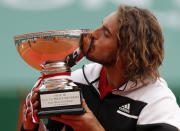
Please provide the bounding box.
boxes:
[71,67,87,84]
[136,95,180,131]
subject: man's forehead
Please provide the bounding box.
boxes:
[103,11,117,24]
[103,11,118,35]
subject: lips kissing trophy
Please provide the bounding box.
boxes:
[14,29,91,123]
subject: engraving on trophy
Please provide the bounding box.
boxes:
[40,91,81,108]
[14,29,91,118]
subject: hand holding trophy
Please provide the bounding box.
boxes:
[14,29,91,123]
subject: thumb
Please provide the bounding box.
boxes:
[82,99,91,113]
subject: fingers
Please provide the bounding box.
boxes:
[54,99,91,121]
[26,111,33,121]
[51,117,78,126]
[33,100,39,109]
[31,92,39,103]
[57,99,92,120]
[60,114,83,120]
[26,96,39,115]
[32,89,40,93]
[33,109,38,116]
[57,99,91,120]
[22,90,40,130]
[27,92,39,107]
[82,99,91,113]
[51,112,86,121]
[26,101,39,113]
[23,104,33,122]
[26,107,31,114]
[24,106,38,123]
[24,90,39,122]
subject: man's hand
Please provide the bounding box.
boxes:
[51,99,105,131]
[23,89,39,130]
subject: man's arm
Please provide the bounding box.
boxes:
[21,89,65,131]
[51,99,105,131]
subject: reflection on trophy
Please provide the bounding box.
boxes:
[14,29,91,119]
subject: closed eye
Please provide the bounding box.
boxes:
[103,25,112,37]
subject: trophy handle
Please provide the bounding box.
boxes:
[65,48,84,67]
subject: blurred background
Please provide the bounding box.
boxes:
[0,0,179,130]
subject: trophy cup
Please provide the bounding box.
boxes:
[14,29,91,119]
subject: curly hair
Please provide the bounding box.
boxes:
[117,5,164,87]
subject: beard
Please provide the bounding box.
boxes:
[86,52,117,67]
[80,33,117,67]
[80,33,94,56]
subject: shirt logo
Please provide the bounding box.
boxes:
[117,103,138,119]
[118,103,130,113]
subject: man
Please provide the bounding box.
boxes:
[21,5,180,131]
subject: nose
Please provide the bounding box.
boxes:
[91,27,100,40]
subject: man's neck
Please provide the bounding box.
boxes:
[103,64,127,88]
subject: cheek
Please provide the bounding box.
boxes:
[93,42,117,58]
[96,38,117,51]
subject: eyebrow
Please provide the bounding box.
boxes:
[103,25,112,35]
[102,21,112,35]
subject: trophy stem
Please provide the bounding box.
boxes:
[40,61,74,91]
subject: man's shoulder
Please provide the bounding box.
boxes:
[126,78,176,103]
[126,78,180,129]
[71,62,102,85]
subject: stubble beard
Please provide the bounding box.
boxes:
[80,33,117,67]
[87,53,117,67]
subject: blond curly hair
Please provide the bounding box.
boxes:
[117,5,164,86]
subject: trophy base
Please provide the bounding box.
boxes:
[37,107,85,118]
[37,88,85,119]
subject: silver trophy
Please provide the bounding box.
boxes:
[14,29,91,118]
